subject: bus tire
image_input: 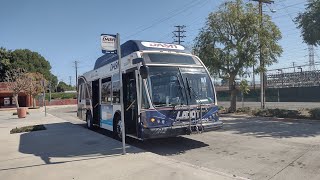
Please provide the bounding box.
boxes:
[113,114,122,140]
[86,112,94,130]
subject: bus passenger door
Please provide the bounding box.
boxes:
[77,78,86,120]
[92,79,100,124]
[123,72,138,135]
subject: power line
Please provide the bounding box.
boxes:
[122,0,202,40]
[275,1,306,11]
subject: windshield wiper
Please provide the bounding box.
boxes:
[154,104,176,108]
[185,77,202,105]
[185,77,192,100]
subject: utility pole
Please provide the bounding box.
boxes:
[69,76,72,86]
[73,61,79,88]
[173,25,186,44]
[252,0,274,109]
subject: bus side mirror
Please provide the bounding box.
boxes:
[132,58,143,64]
[140,66,149,79]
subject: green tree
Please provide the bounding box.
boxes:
[296,0,320,46]
[0,47,12,81]
[25,72,45,108]
[56,81,76,92]
[0,48,58,89]
[5,69,29,108]
[193,0,282,112]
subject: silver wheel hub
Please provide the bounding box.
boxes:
[116,120,122,139]
[87,116,91,128]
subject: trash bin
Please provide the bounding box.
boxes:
[17,107,27,118]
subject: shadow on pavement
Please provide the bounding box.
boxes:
[130,136,209,156]
[222,116,320,138]
[18,122,142,165]
[48,106,211,157]
[86,125,209,156]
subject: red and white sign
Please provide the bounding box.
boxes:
[101,34,117,51]
[141,41,185,50]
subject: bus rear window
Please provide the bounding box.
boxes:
[144,53,199,65]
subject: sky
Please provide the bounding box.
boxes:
[0,0,317,85]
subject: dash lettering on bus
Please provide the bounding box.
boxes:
[149,43,178,49]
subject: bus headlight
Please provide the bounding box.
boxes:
[150,117,166,125]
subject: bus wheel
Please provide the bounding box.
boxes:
[86,113,94,130]
[113,115,122,140]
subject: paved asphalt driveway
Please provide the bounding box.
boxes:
[49,106,320,180]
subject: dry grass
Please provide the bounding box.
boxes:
[10,125,46,134]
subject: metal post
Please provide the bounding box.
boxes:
[117,33,126,155]
[44,85,46,117]
[49,83,51,105]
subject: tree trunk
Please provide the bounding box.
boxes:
[14,94,20,108]
[229,75,237,112]
[33,97,36,108]
[242,92,244,108]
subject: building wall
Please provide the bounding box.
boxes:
[0,82,31,108]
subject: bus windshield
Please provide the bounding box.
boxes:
[146,66,214,107]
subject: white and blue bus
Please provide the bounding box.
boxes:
[77,40,222,140]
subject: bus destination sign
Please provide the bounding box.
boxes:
[141,41,185,50]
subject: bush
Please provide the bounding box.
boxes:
[50,92,76,99]
[218,106,225,110]
[10,124,46,134]
[236,107,251,113]
[309,108,320,120]
[254,108,301,119]
[218,106,228,114]
[38,92,77,100]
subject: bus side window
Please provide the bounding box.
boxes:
[85,82,91,99]
[101,77,112,104]
[112,81,120,104]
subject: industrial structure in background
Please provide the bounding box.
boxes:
[215,44,320,102]
[267,45,320,88]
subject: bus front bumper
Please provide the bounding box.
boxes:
[141,121,223,139]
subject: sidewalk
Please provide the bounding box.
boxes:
[0,108,242,180]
